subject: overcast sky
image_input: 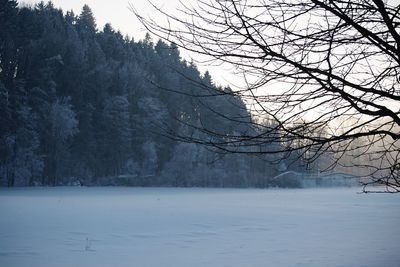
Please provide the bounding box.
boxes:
[20,0,178,40]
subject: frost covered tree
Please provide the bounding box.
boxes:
[0,104,43,186]
[99,95,131,176]
[45,98,78,185]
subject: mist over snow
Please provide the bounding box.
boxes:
[1,187,399,267]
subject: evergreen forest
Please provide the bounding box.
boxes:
[0,1,315,187]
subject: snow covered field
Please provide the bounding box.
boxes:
[0,187,399,267]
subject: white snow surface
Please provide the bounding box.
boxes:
[0,187,399,267]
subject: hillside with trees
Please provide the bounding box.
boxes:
[0,1,324,187]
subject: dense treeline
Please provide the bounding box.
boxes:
[0,1,315,187]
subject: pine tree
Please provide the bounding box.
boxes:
[77,4,97,35]
[0,0,19,88]
[45,98,78,185]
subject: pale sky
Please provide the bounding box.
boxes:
[20,0,233,87]
[21,0,177,40]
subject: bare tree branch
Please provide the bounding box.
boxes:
[132,0,400,192]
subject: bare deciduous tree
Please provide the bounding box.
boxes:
[133,0,400,192]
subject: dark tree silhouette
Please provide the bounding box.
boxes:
[133,0,400,192]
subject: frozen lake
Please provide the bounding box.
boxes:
[0,187,399,267]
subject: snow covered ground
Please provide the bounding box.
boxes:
[0,187,399,267]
